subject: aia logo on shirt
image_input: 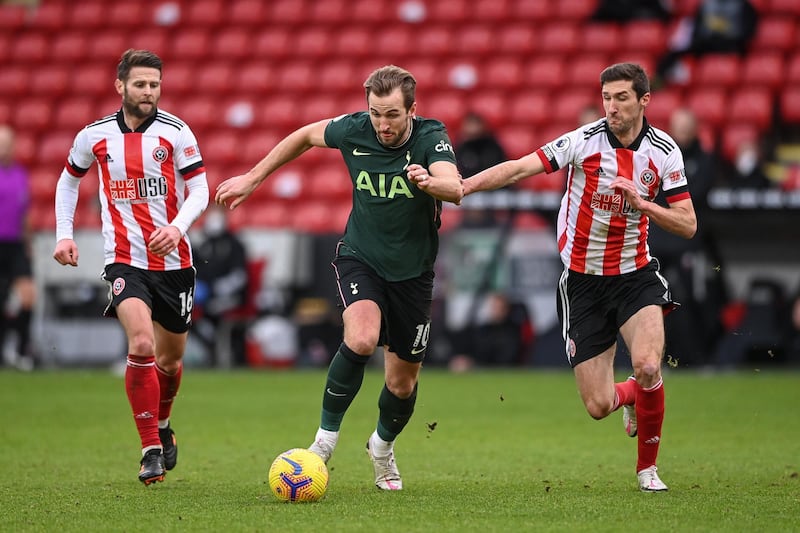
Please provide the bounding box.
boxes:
[112,277,125,296]
[152,146,169,163]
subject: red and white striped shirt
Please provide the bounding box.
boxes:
[536,118,690,276]
[64,110,207,271]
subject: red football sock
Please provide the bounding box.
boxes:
[635,379,665,472]
[613,377,637,411]
[156,362,182,423]
[125,354,161,450]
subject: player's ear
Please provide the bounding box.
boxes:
[114,79,124,96]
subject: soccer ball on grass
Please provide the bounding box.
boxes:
[268,448,329,502]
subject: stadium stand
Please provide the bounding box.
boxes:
[2,0,799,233]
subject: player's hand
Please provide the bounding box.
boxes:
[215,174,259,210]
[610,176,647,211]
[53,238,79,267]
[148,226,182,257]
[407,164,431,189]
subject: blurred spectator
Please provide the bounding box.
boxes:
[656,0,758,85]
[455,112,508,227]
[649,108,726,366]
[448,292,533,372]
[0,125,35,370]
[592,0,671,22]
[192,204,249,366]
[720,137,771,189]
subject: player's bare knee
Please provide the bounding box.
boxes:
[585,398,613,420]
[386,378,416,399]
[129,333,155,356]
[633,361,661,386]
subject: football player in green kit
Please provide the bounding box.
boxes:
[215,65,463,490]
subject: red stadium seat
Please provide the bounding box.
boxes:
[509,91,550,128]
[255,95,302,130]
[54,98,95,131]
[295,27,334,60]
[414,25,454,57]
[672,0,702,17]
[196,62,237,93]
[240,129,283,166]
[0,4,26,31]
[67,1,106,29]
[88,32,128,62]
[252,29,293,60]
[454,24,495,57]
[787,52,800,84]
[557,0,598,19]
[28,66,69,97]
[720,124,759,162]
[424,91,467,131]
[305,166,352,202]
[580,24,623,54]
[13,131,37,167]
[568,55,610,88]
[335,26,374,58]
[127,29,171,61]
[11,32,49,64]
[742,52,784,91]
[428,0,470,22]
[171,30,211,60]
[768,0,800,14]
[780,87,800,124]
[523,57,567,89]
[235,62,275,95]
[728,87,774,130]
[50,32,91,63]
[37,131,75,166]
[510,1,550,20]
[469,91,508,129]
[274,61,316,93]
[375,26,415,58]
[318,60,359,93]
[473,0,513,22]
[498,125,540,160]
[228,200,290,230]
[496,24,538,55]
[309,0,349,25]
[350,0,393,23]
[162,61,195,95]
[693,54,741,89]
[481,57,524,91]
[202,130,242,166]
[173,97,217,131]
[297,96,343,125]
[210,28,253,62]
[646,88,683,127]
[30,2,68,30]
[622,20,669,56]
[0,66,29,98]
[227,0,269,26]
[687,88,728,129]
[269,0,306,26]
[750,17,796,52]
[107,2,148,28]
[290,201,338,234]
[184,0,226,27]
[554,90,595,125]
[538,23,580,55]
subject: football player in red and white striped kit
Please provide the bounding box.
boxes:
[452,63,697,492]
[53,49,209,485]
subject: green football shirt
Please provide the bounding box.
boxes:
[324,112,457,281]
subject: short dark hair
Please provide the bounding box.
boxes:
[600,63,650,99]
[363,65,416,110]
[117,49,162,82]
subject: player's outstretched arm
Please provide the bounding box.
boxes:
[462,153,545,196]
[215,120,330,210]
[407,162,463,205]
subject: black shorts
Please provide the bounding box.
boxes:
[332,254,434,363]
[102,263,196,334]
[556,259,676,368]
[0,241,32,279]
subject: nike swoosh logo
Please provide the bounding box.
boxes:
[352,148,371,156]
[410,346,426,355]
[326,387,347,397]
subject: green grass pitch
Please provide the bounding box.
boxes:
[1,368,798,532]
